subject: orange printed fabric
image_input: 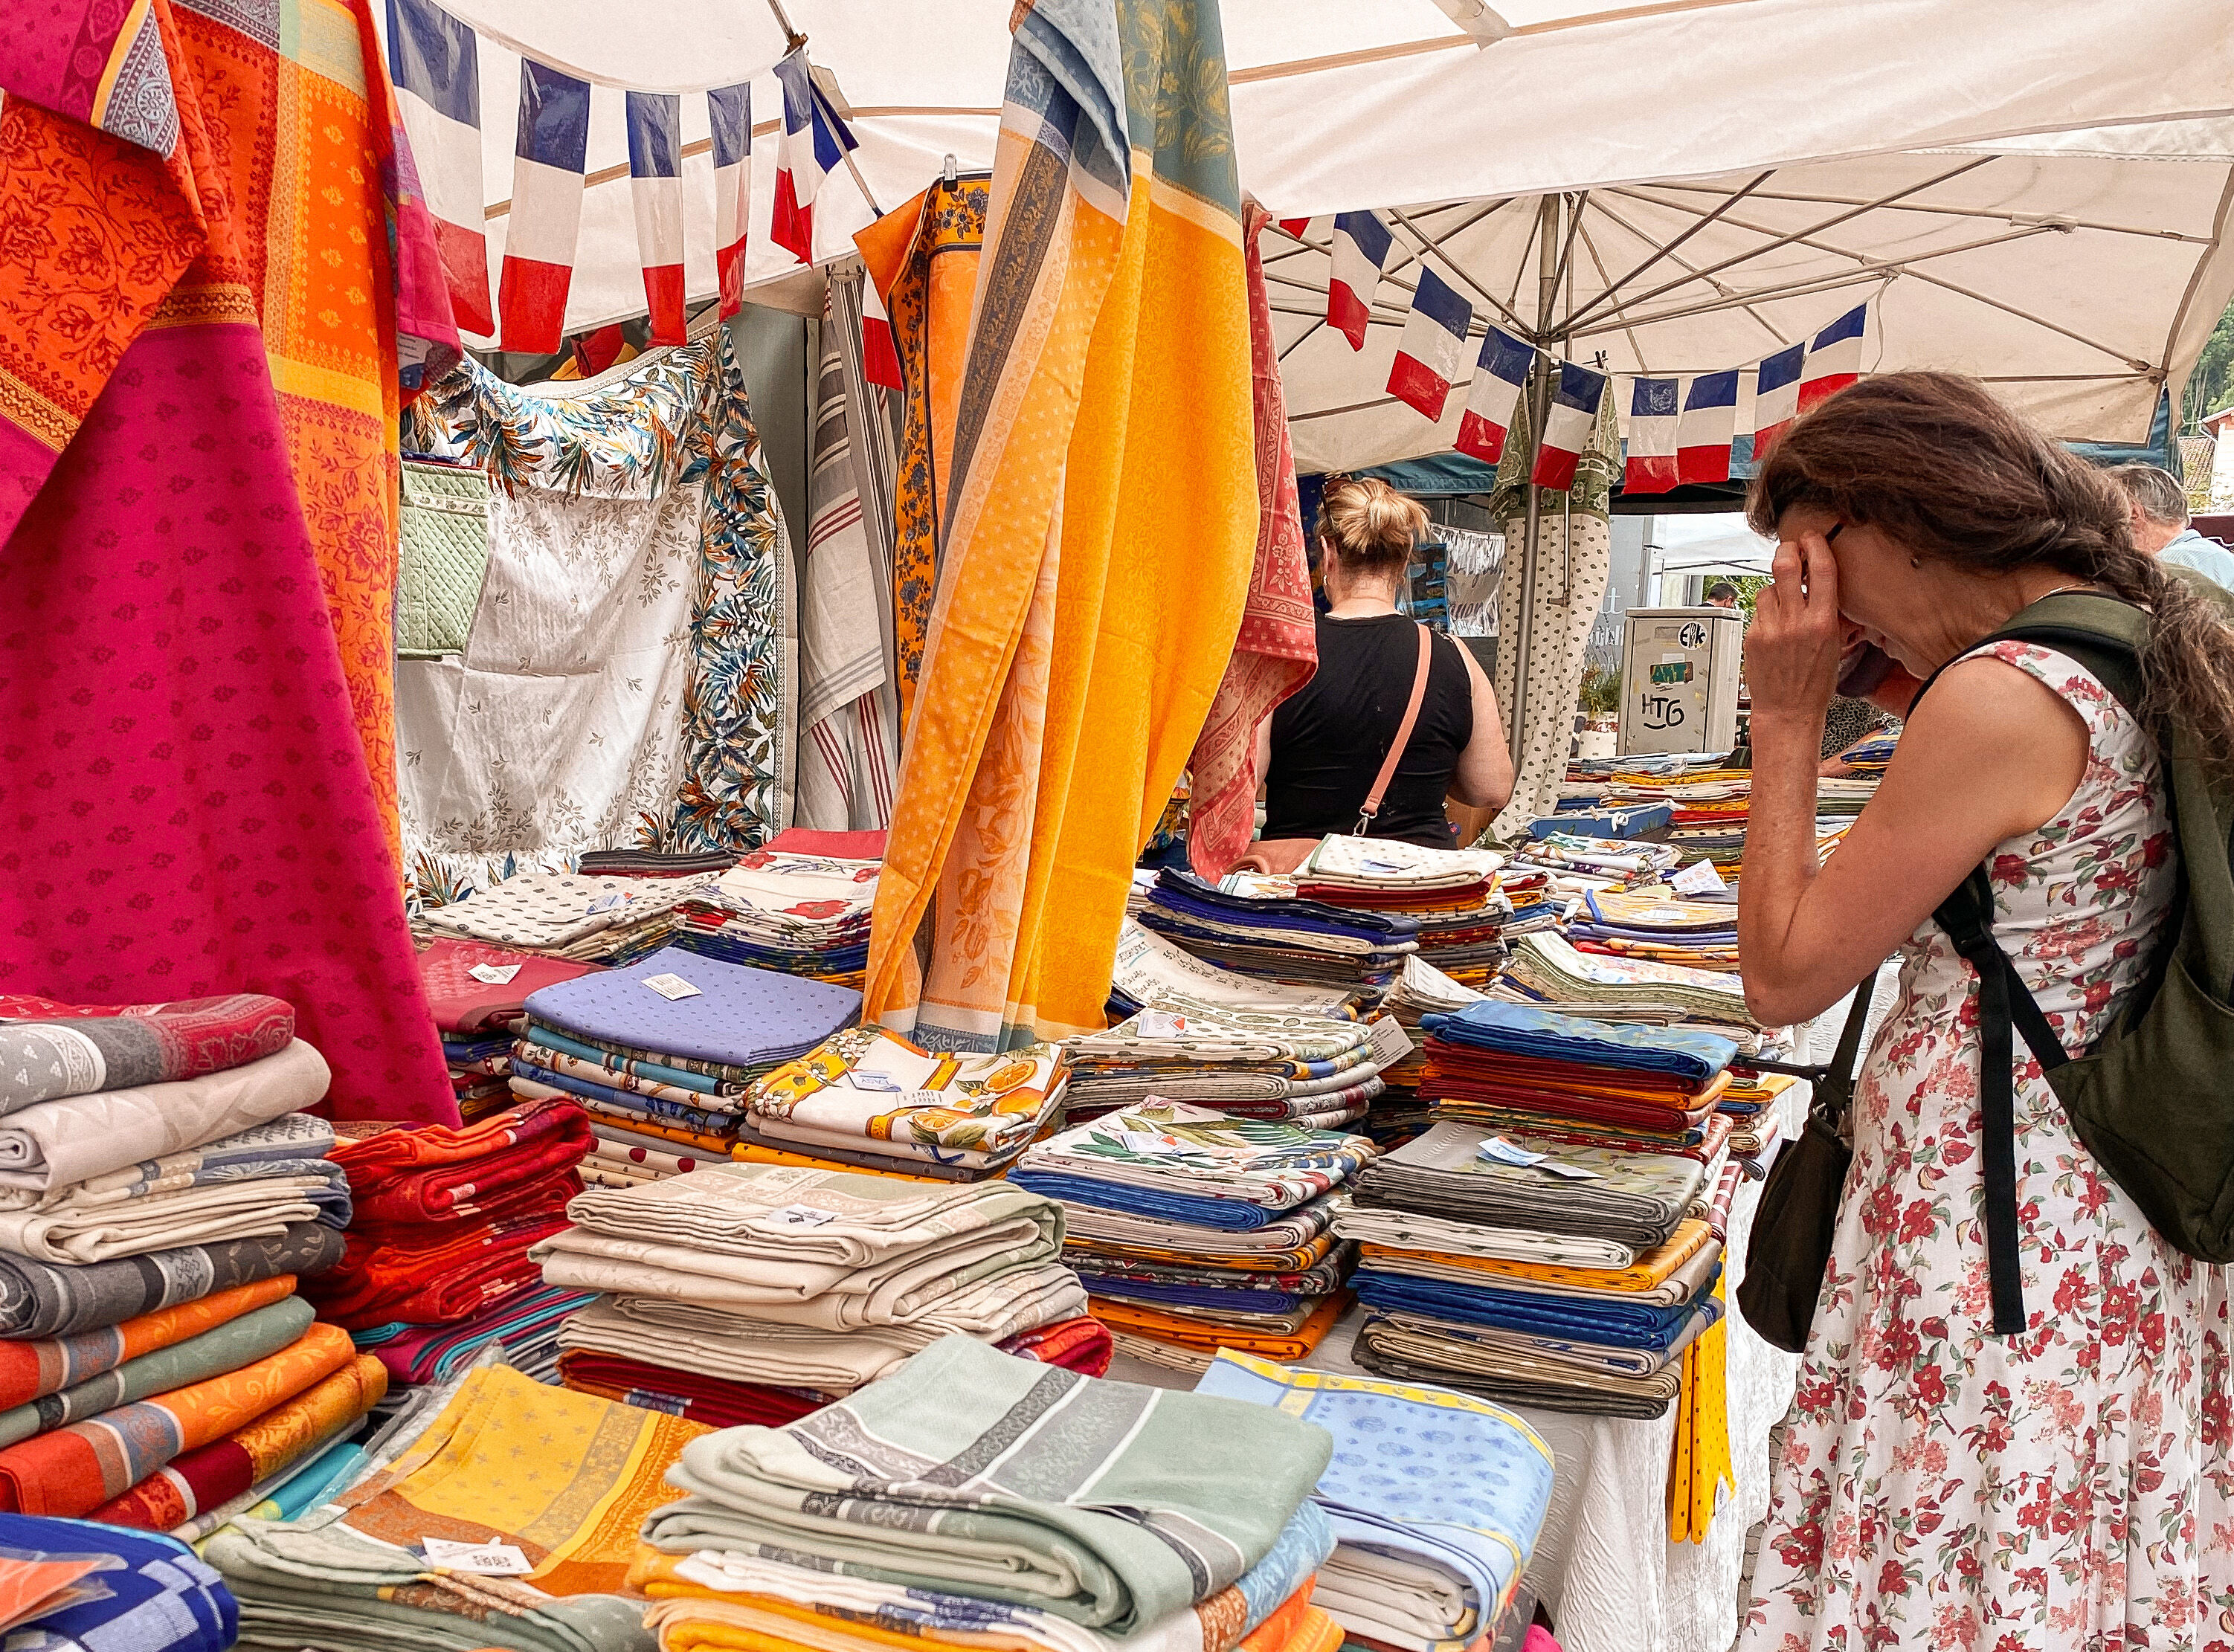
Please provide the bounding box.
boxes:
[1360,1216,1717,1294]
[325,1362,706,1597]
[0,1275,297,1412]
[863,0,1258,1052]
[87,1351,388,1531]
[1090,1294,1348,1362]
[0,1320,355,1517]
[854,178,991,732]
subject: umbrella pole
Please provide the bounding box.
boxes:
[1505,193,1564,769]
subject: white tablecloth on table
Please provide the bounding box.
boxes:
[1104,987,1894,1652]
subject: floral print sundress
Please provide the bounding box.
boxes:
[1742,642,2226,1652]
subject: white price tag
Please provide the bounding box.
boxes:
[586,894,628,914]
[1538,1160,1604,1181]
[466,963,522,985]
[642,973,702,1001]
[1364,1018,1414,1068]
[847,1069,905,1091]
[421,1537,532,1575]
[1135,1009,1189,1039]
[1478,1136,1548,1168]
[1670,859,1727,896]
[769,1203,838,1229]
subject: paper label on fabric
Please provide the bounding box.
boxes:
[642,974,703,1000]
[1135,1010,1190,1039]
[1537,1161,1604,1181]
[770,1204,839,1228]
[847,1070,904,1091]
[466,963,523,984]
[1670,859,1727,896]
[587,895,628,914]
[1365,1018,1414,1067]
[421,1538,532,1575]
[1478,1136,1548,1167]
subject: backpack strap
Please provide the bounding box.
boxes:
[1908,593,2147,1340]
[1356,625,1435,836]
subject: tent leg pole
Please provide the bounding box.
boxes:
[1506,193,1563,770]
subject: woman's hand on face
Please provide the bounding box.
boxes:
[1745,529,1844,726]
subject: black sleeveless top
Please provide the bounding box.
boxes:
[1261,613,1474,849]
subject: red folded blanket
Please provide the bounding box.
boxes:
[999,1314,1113,1376]
[332,1098,591,1225]
[1423,1081,1719,1135]
[302,1202,574,1330]
[414,941,606,1035]
[559,1354,837,1430]
[1423,1045,1721,1098]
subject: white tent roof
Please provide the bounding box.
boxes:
[393,0,2234,461]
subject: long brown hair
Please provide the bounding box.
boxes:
[1746,370,2234,771]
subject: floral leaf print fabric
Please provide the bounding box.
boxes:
[1740,644,2207,1652]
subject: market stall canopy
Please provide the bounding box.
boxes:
[386,0,2234,451]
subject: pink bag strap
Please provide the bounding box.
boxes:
[1357,624,1435,833]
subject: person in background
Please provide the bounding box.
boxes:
[1255,477,1512,846]
[1705,580,1741,609]
[2108,460,2234,590]
[1736,371,2234,1650]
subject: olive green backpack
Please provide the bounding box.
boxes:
[1923,581,2234,1336]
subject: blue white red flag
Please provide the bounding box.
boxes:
[708,82,752,317]
[498,59,592,355]
[1453,325,1533,464]
[387,0,491,335]
[1387,268,1472,420]
[773,46,857,264]
[1622,376,1681,494]
[1327,210,1395,350]
[1531,360,1608,490]
[1676,370,1739,485]
[1798,302,1867,412]
[1751,341,1807,458]
[626,92,686,345]
[860,270,902,389]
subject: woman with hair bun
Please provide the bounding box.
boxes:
[1736,372,2234,1648]
[1251,476,1513,848]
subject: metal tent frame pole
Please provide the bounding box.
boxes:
[1505,193,1562,769]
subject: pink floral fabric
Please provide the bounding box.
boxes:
[1743,642,2215,1652]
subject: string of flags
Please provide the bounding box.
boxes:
[1298,209,1871,493]
[387,0,859,355]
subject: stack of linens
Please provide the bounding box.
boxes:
[417,870,725,966]
[1061,1007,1387,1129]
[1137,873,1418,995]
[413,940,605,1120]
[670,848,879,987]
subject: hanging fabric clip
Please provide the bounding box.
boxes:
[942,153,959,183]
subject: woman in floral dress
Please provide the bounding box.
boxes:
[1731,373,2234,1649]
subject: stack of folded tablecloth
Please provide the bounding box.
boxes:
[1493,930,1768,1051]
[0,1511,239,1652]
[670,848,879,987]
[1137,871,1419,995]
[1061,1006,1388,1130]
[578,848,740,877]
[1356,958,1482,1150]
[208,1362,705,1652]
[1197,1352,1555,1652]
[633,1335,1345,1652]
[0,995,384,1529]
[1013,1103,1376,1372]
[736,1027,1067,1181]
[1564,890,1739,970]
[414,939,605,1120]
[416,869,726,966]
[538,1163,1092,1427]
[1109,917,1371,1021]
[1716,1068,1797,1158]
[308,1099,594,1386]
[1420,1001,1739,1161]
[1290,837,1514,988]
[1341,1120,1721,1418]
[1504,832,1682,895]
[507,947,864,1177]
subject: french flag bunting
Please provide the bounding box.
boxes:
[1454,324,1533,464]
[498,59,591,355]
[626,92,686,346]
[1327,210,1394,350]
[1676,369,1739,485]
[1622,376,1681,494]
[1387,268,1472,420]
[708,82,752,318]
[1751,341,1807,458]
[1275,217,1311,237]
[1798,301,1867,413]
[772,46,855,265]
[860,268,902,389]
[1531,360,1608,491]
[387,0,491,336]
